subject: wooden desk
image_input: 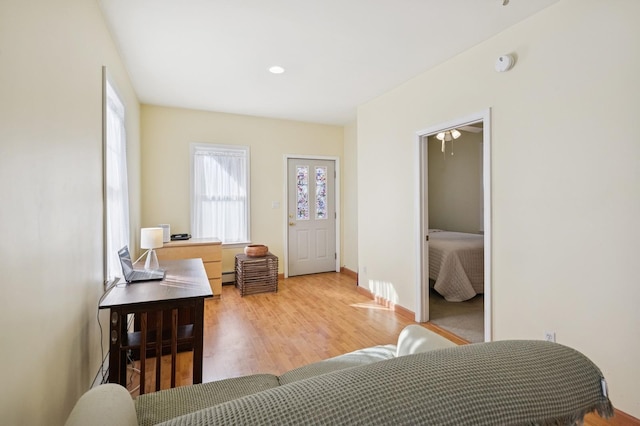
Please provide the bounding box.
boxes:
[138,239,222,355]
[99,259,213,394]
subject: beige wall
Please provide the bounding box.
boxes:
[140,105,344,272]
[0,0,140,423]
[428,132,483,233]
[358,0,639,417]
[342,121,358,272]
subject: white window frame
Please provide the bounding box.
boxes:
[190,143,250,247]
[102,67,130,287]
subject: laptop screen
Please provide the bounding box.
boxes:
[117,245,165,283]
[117,246,136,279]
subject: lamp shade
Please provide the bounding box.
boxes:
[140,227,164,249]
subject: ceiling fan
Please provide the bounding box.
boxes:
[435,123,483,156]
[457,124,483,133]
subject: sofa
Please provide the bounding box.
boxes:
[66,325,613,426]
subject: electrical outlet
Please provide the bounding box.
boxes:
[544,331,556,342]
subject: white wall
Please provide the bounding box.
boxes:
[343,121,358,273]
[140,105,344,272]
[357,0,639,417]
[0,0,141,423]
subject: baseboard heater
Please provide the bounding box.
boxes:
[222,271,235,284]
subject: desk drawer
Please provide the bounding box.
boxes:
[209,277,222,296]
[204,261,222,280]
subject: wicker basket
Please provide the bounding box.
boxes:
[235,253,278,296]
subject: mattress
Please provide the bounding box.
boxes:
[429,230,484,302]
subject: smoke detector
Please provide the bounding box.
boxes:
[495,54,515,72]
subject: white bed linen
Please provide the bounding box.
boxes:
[429,230,484,302]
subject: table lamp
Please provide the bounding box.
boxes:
[139,227,163,270]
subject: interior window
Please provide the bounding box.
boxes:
[103,70,130,285]
[190,143,250,244]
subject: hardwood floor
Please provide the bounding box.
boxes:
[125,272,631,425]
[203,271,415,381]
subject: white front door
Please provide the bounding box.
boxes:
[287,158,336,276]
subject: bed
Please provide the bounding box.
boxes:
[429,230,484,302]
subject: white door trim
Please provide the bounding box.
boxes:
[414,108,492,342]
[283,154,341,278]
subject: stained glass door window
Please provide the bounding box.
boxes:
[315,166,327,219]
[296,165,309,220]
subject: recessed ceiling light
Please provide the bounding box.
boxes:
[269,65,285,74]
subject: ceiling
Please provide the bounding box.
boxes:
[98,0,559,125]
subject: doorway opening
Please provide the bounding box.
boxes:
[415,110,492,342]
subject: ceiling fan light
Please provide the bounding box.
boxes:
[451,129,461,139]
[436,132,446,141]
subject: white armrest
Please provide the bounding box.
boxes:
[396,324,457,357]
[65,384,137,426]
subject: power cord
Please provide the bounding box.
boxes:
[95,277,121,385]
[96,307,108,384]
[126,350,141,395]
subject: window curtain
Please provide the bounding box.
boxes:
[191,147,248,243]
[105,80,130,282]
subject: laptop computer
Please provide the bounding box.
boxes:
[118,246,166,283]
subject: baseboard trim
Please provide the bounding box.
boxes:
[355,285,414,321]
[613,409,640,425]
[615,409,640,425]
[585,409,640,426]
[340,267,358,280]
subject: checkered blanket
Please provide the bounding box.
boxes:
[159,341,613,425]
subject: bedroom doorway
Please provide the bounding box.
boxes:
[416,109,492,342]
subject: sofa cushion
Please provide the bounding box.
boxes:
[395,324,456,357]
[278,344,396,385]
[135,373,279,426]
